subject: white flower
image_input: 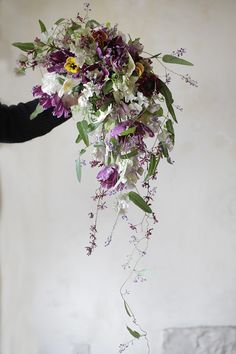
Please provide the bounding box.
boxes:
[41,72,61,95]
[70,44,87,67]
[126,52,135,77]
[148,102,161,113]
[136,91,149,108]
[95,104,113,122]
[58,78,77,98]
[92,145,106,162]
[157,131,174,151]
[116,194,130,215]
[78,95,88,108]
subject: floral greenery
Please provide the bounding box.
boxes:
[13,3,196,352]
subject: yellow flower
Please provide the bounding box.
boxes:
[135,62,144,77]
[64,57,79,74]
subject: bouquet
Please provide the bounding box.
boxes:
[13,4,196,352]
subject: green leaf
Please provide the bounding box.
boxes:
[144,154,160,181]
[124,301,131,317]
[80,149,86,155]
[162,54,193,66]
[103,80,113,95]
[120,127,136,136]
[159,141,169,158]
[57,77,65,85]
[100,100,112,112]
[120,150,138,159]
[166,119,174,135]
[159,80,177,123]
[55,18,65,25]
[76,134,82,144]
[87,121,102,133]
[156,106,163,117]
[12,42,35,52]
[75,157,82,182]
[72,83,83,94]
[77,121,89,147]
[126,326,141,339]
[150,53,162,59]
[39,19,47,33]
[70,21,82,31]
[30,104,44,120]
[85,19,100,29]
[128,191,152,214]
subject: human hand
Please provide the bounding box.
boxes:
[62,93,80,108]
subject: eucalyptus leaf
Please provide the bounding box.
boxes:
[75,158,82,182]
[77,121,89,147]
[166,119,174,135]
[55,18,65,25]
[124,301,131,317]
[162,54,193,66]
[144,154,160,181]
[30,104,44,120]
[159,80,177,123]
[39,19,47,33]
[126,326,141,339]
[159,141,169,158]
[70,22,82,31]
[76,134,82,144]
[85,19,100,28]
[12,42,35,52]
[128,191,152,214]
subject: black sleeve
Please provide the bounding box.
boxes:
[0,99,70,143]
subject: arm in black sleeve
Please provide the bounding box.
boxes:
[0,99,69,143]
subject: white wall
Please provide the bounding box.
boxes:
[0,0,236,353]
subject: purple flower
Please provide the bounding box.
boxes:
[110,120,154,139]
[97,164,119,189]
[32,85,70,118]
[51,94,71,118]
[33,85,53,110]
[110,121,130,138]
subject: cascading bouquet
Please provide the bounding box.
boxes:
[13,4,197,352]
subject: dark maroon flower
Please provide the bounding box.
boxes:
[92,29,109,47]
[47,49,72,74]
[97,164,119,189]
[135,121,154,138]
[103,36,129,70]
[137,73,160,97]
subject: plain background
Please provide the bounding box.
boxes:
[0,0,236,353]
